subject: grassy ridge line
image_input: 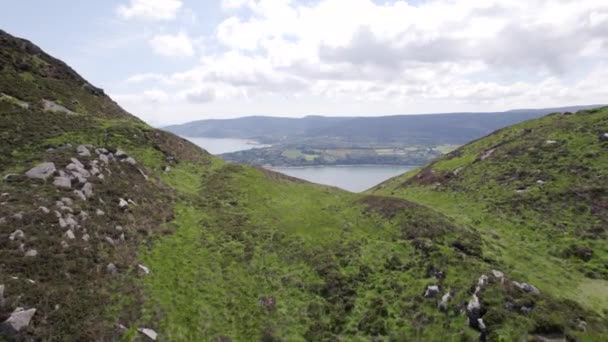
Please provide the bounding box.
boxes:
[371,107,608,315]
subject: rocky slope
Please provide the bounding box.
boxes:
[0,29,607,341]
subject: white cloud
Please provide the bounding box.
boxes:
[149,32,195,57]
[120,0,608,123]
[117,0,182,21]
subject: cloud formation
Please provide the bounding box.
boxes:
[118,0,608,124]
[148,32,195,57]
[117,0,183,21]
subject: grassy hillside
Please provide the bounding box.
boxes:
[372,107,608,318]
[1,29,607,341]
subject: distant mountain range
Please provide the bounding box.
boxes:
[164,105,604,145]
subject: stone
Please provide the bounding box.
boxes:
[424,285,440,298]
[0,284,4,307]
[12,213,23,221]
[61,198,74,206]
[164,166,171,172]
[38,206,50,214]
[76,145,91,157]
[90,167,100,176]
[118,198,129,209]
[138,328,158,340]
[115,225,124,231]
[97,174,105,181]
[82,234,90,242]
[65,230,76,240]
[521,306,533,314]
[65,216,78,228]
[480,148,496,160]
[42,99,76,114]
[138,264,150,275]
[1,308,36,333]
[491,270,504,280]
[106,263,118,274]
[545,140,557,144]
[105,236,115,246]
[123,157,137,165]
[438,292,451,312]
[70,158,84,168]
[66,163,90,178]
[25,250,38,257]
[9,230,24,241]
[25,162,56,180]
[61,240,69,249]
[115,149,128,158]
[73,190,87,201]
[0,217,6,225]
[99,154,109,164]
[477,318,486,331]
[59,206,73,213]
[53,177,72,189]
[138,168,149,180]
[478,274,489,286]
[3,174,20,183]
[96,148,109,155]
[96,209,105,216]
[536,180,545,185]
[599,132,608,142]
[512,281,540,294]
[59,218,68,228]
[82,183,94,199]
[466,294,481,327]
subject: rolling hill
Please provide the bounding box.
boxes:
[1,29,607,341]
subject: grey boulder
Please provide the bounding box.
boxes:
[0,308,36,333]
[25,163,56,180]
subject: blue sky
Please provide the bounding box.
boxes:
[1,0,607,126]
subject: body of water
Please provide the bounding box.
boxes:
[184,136,269,155]
[267,165,414,192]
[183,136,415,192]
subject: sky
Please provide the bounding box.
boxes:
[1,0,607,126]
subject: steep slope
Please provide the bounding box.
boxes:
[1,29,606,342]
[372,107,608,318]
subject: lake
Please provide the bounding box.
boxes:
[267,165,414,192]
[184,136,270,154]
[184,136,415,192]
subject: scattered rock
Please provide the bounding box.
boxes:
[59,218,68,229]
[61,240,69,249]
[65,230,75,240]
[73,190,86,201]
[3,174,20,183]
[96,148,109,155]
[478,274,489,286]
[115,149,128,158]
[480,148,496,160]
[24,250,38,257]
[25,162,56,180]
[164,166,171,172]
[138,168,149,180]
[545,140,557,144]
[82,234,90,242]
[424,285,440,298]
[536,180,545,185]
[124,157,137,165]
[38,206,50,214]
[9,230,24,241]
[0,308,36,333]
[438,292,451,312]
[66,163,90,178]
[599,132,608,142]
[42,99,76,115]
[70,158,84,168]
[76,145,91,157]
[115,226,123,231]
[118,198,129,209]
[95,209,105,216]
[491,269,504,281]
[53,177,72,189]
[98,154,109,164]
[512,281,540,295]
[65,216,78,228]
[0,284,4,307]
[61,197,74,206]
[105,236,115,246]
[138,264,150,275]
[106,263,118,274]
[82,183,94,199]
[0,217,5,225]
[466,294,481,325]
[138,328,158,340]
